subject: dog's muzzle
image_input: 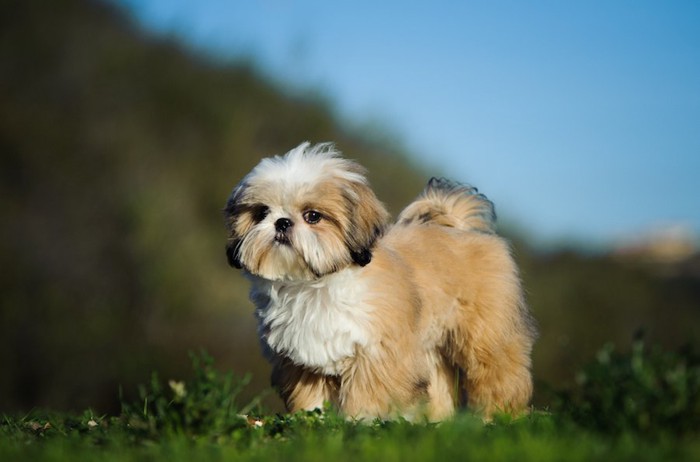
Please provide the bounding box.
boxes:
[274,218,293,245]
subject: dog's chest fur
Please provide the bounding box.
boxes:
[251,269,372,375]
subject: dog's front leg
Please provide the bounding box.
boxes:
[338,349,429,421]
[270,356,339,412]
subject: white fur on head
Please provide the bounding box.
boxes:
[224,142,389,281]
[250,142,368,187]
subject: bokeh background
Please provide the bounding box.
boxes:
[2,0,699,413]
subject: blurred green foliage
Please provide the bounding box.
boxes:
[518,248,700,398]
[1,0,699,417]
[555,340,700,435]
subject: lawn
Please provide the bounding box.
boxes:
[2,343,699,461]
[3,409,698,462]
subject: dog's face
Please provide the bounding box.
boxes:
[224,143,389,281]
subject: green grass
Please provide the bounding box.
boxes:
[3,410,698,462]
[2,345,699,461]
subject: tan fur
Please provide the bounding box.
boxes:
[271,225,535,419]
[225,144,536,421]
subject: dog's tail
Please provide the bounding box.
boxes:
[397,178,496,233]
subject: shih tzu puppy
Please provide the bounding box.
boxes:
[224,142,535,421]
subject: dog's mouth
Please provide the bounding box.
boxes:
[274,232,291,246]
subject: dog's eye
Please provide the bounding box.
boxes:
[251,205,270,223]
[303,210,322,224]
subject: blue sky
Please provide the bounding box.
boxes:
[117,0,700,248]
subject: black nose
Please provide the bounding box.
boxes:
[275,218,293,232]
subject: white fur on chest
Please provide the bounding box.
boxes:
[251,268,372,375]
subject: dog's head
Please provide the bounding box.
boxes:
[224,142,389,281]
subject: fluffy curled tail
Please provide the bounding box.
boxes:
[397,178,496,233]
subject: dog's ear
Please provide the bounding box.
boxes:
[343,181,390,267]
[350,248,373,266]
[226,241,243,269]
[223,183,247,270]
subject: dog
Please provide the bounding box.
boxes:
[224,142,535,420]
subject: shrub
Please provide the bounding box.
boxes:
[555,340,700,435]
[119,351,259,440]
